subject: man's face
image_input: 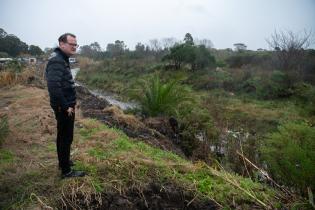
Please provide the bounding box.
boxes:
[59,36,78,56]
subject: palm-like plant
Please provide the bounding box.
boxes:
[131,75,194,117]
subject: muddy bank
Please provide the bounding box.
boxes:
[76,85,185,157]
[61,182,219,210]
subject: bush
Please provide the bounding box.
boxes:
[242,70,291,99]
[261,121,315,194]
[177,105,218,157]
[130,75,194,117]
[292,83,315,116]
[292,83,315,104]
[225,53,254,68]
[215,60,227,68]
[197,70,234,90]
[6,60,23,73]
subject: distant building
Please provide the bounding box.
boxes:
[0,58,13,70]
[69,57,77,64]
[0,58,13,63]
[29,57,36,64]
[233,43,247,52]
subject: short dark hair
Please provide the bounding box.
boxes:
[58,33,76,43]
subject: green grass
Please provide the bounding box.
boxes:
[46,142,56,152]
[88,147,110,160]
[0,117,306,209]
[0,149,14,164]
[70,119,287,209]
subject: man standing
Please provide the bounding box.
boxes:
[46,33,85,178]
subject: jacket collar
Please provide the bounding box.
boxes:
[54,47,69,63]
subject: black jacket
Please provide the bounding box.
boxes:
[45,48,76,110]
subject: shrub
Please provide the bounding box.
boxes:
[130,75,194,117]
[261,121,315,194]
[292,83,315,104]
[225,53,254,68]
[292,83,315,116]
[0,67,35,87]
[6,60,22,73]
[215,60,227,68]
[177,105,218,157]
[242,70,291,99]
[198,70,233,90]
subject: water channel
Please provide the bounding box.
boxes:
[71,68,137,110]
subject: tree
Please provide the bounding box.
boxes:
[90,42,102,52]
[162,44,186,69]
[0,34,28,57]
[194,45,216,69]
[28,45,43,56]
[0,29,29,57]
[135,42,145,52]
[44,47,54,55]
[149,39,162,52]
[79,42,102,59]
[163,43,215,70]
[184,33,194,45]
[106,40,126,57]
[161,37,177,50]
[266,30,312,84]
[79,45,94,57]
[163,33,215,70]
[134,42,145,57]
[195,38,214,49]
[0,28,7,38]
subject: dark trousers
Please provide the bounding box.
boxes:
[53,108,75,174]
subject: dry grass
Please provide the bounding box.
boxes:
[0,67,37,87]
[0,85,89,209]
[77,56,98,70]
[103,105,145,130]
[60,177,102,209]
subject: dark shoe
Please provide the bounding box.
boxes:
[58,160,75,170]
[61,170,86,179]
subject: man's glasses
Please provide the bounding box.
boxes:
[67,42,79,48]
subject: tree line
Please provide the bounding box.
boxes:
[79,33,216,70]
[0,28,43,57]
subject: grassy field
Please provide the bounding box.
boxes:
[0,85,307,209]
[75,57,315,209]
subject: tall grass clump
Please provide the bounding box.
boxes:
[131,74,194,117]
[0,60,36,87]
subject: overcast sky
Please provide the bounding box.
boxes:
[1,0,314,50]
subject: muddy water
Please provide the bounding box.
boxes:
[71,68,137,110]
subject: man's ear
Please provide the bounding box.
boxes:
[59,42,65,49]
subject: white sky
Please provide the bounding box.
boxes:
[1,0,314,50]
